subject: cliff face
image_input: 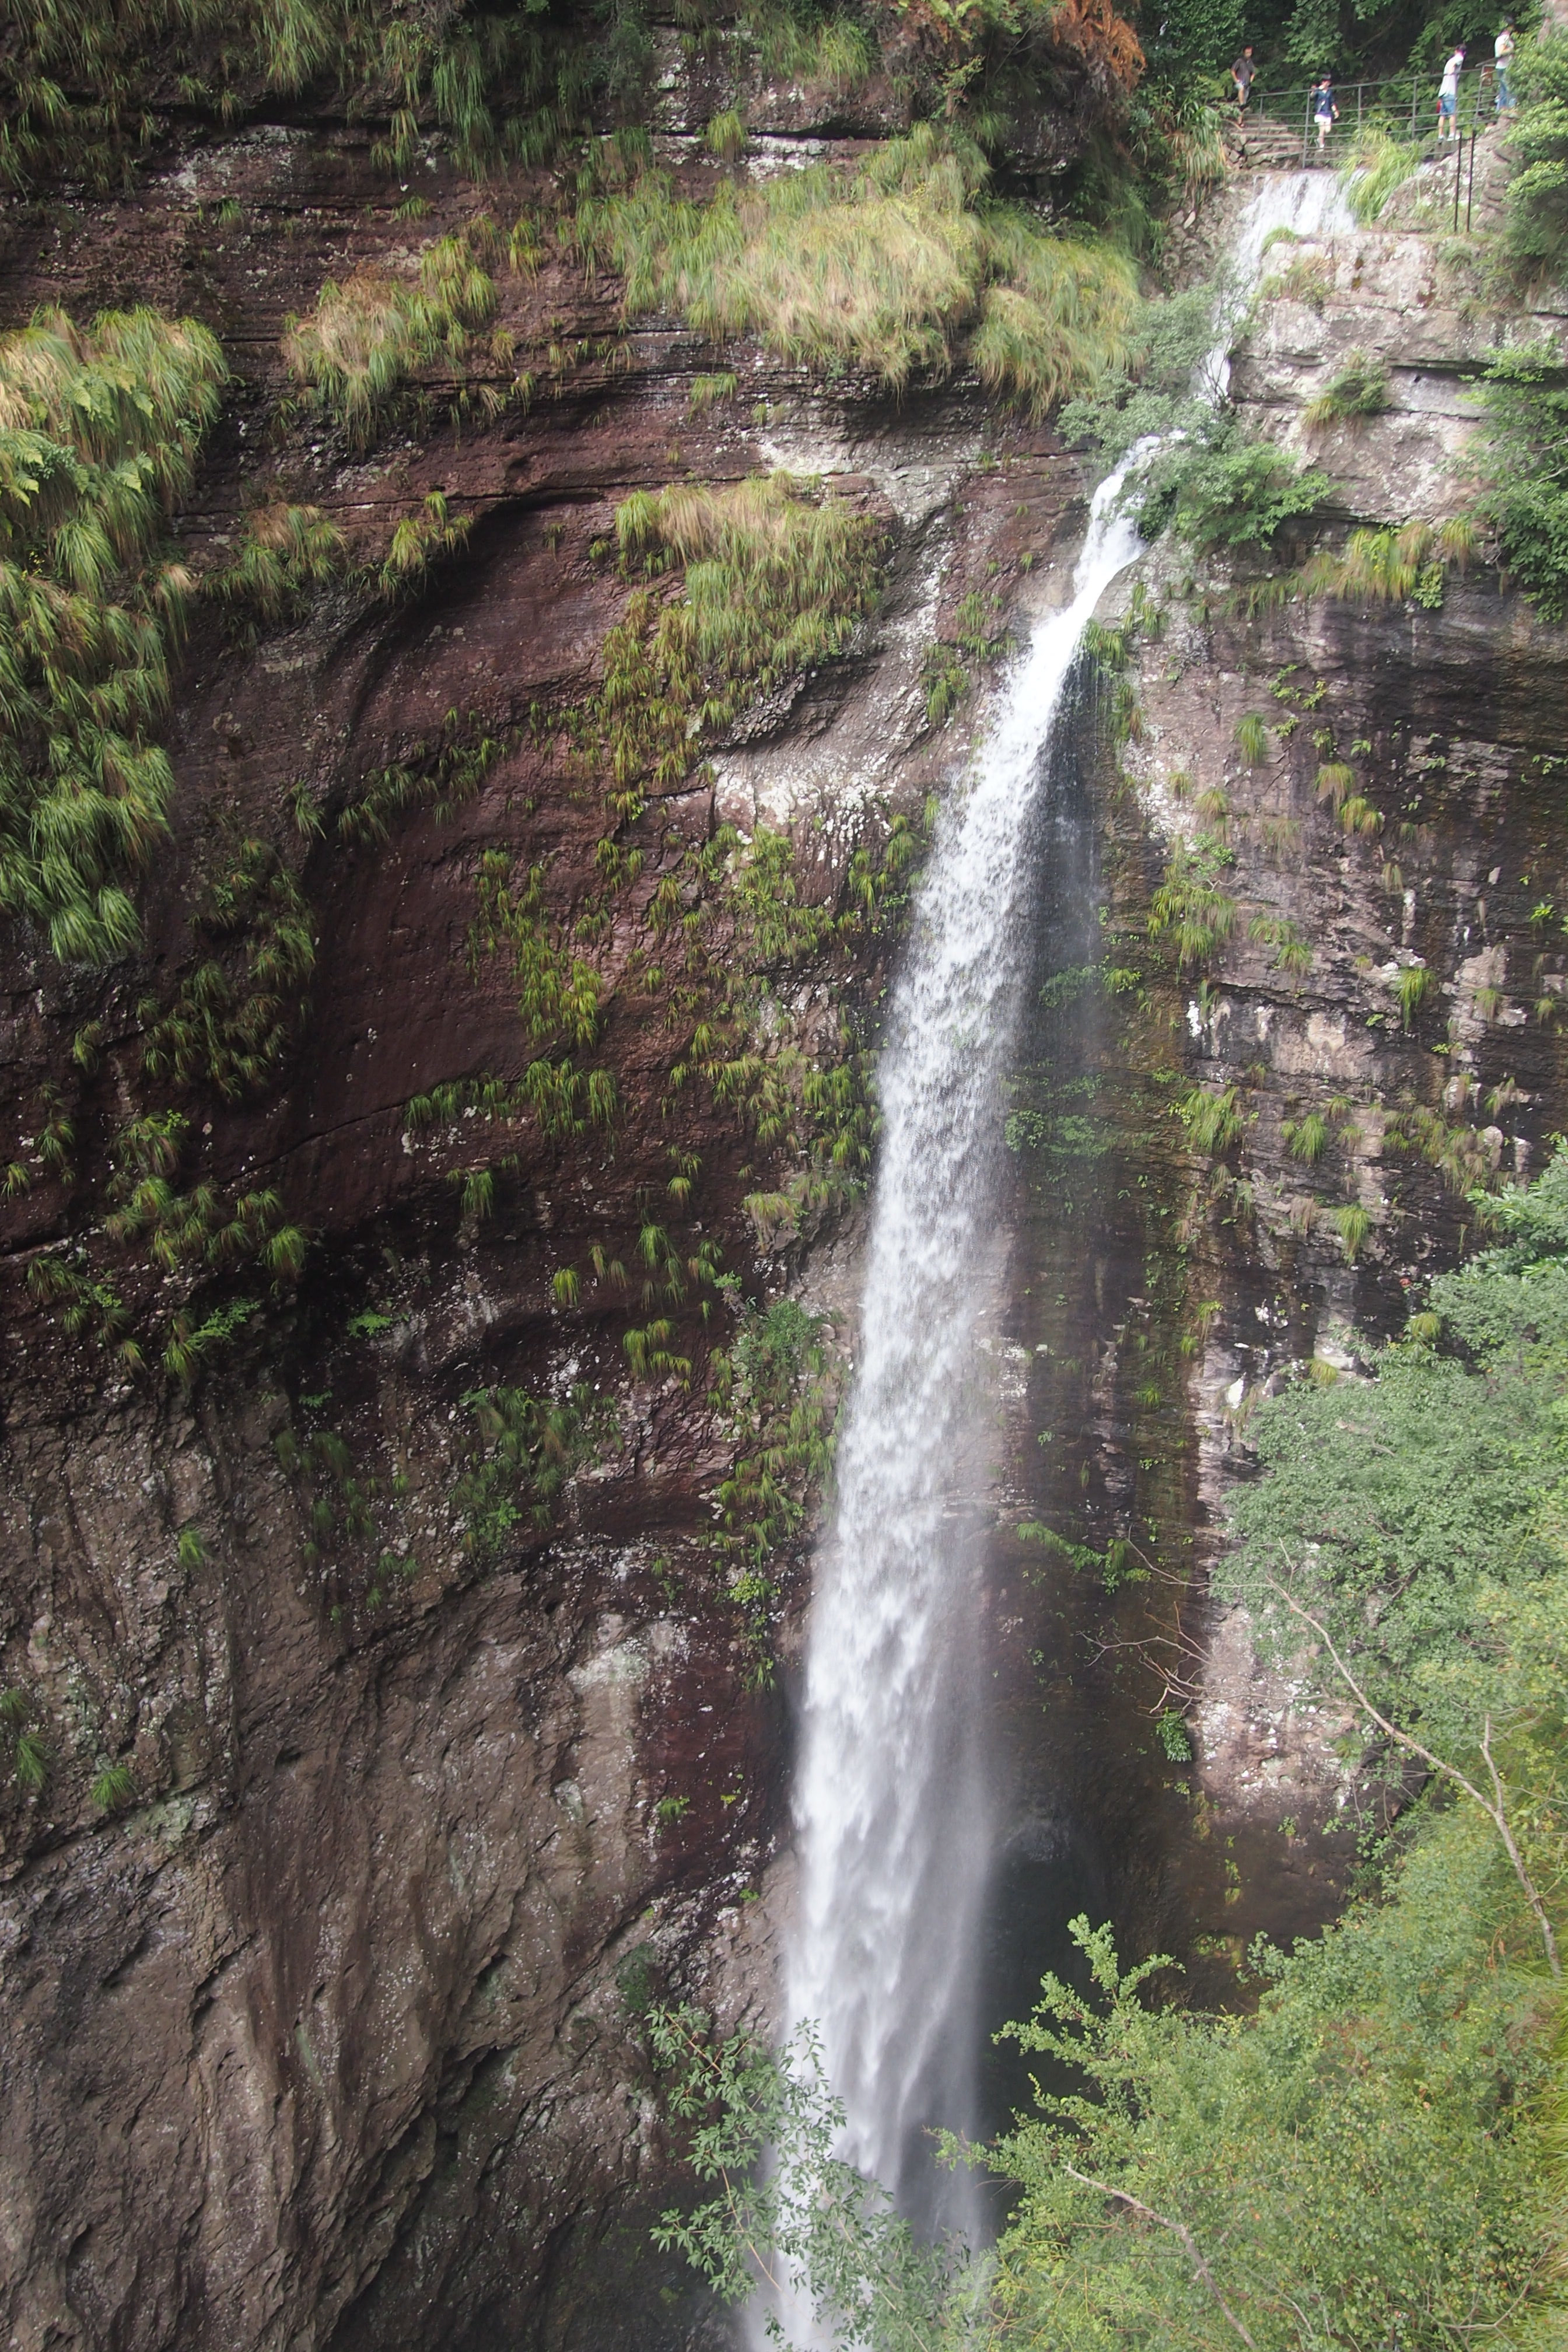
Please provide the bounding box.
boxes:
[0,70,1089,2352]
[3,55,1566,2352]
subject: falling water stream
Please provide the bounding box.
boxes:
[772,166,1355,2314]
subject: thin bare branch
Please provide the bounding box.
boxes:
[1262,1566,1560,1981]
[1063,2165,1259,2351]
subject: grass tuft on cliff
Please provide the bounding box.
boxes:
[570,126,1137,408]
[0,303,226,963]
[283,224,517,446]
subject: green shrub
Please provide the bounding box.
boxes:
[1339,124,1421,224]
[1503,29,1568,279]
[1474,342,1568,622]
[0,304,226,963]
[1166,436,1332,556]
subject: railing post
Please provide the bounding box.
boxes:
[1466,123,1477,230]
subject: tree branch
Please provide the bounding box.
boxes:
[1063,2165,1259,2351]
[1263,1567,1560,1981]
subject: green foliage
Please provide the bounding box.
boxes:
[1303,352,1390,428]
[1394,961,1433,1027]
[1154,1708,1193,1760]
[1149,836,1237,968]
[0,1686,47,1791]
[1475,342,1568,623]
[26,1251,140,1367]
[1340,124,1422,225]
[645,2002,960,2343]
[986,1842,1554,2348]
[207,501,344,629]
[1301,516,1475,607]
[338,709,508,846]
[1173,1083,1245,1155]
[1059,279,1219,466]
[1233,711,1270,765]
[284,225,509,446]
[600,474,884,804]
[455,1381,616,1560]
[0,305,226,963]
[923,644,971,727]
[572,125,1137,410]
[139,840,315,1099]
[1160,436,1332,557]
[652,1156,1568,2349]
[1221,1178,1568,1763]
[709,1297,841,1676]
[379,489,471,598]
[1503,31,1568,279]
[90,1760,135,1810]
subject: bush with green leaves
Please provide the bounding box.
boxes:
[1503,29,1568,281]
[647,1147,1568,2346]
[0,304,226,963]
[1143,430,1332,556]
[1475,341,1568,623]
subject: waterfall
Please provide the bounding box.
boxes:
[771,164,1352,2316]
[778,463,1146,2230]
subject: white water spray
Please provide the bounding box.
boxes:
[779,463,1144,2221]
[773,166,1352,2309]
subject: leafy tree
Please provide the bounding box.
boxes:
[1475,342,1568,622]
[1503,29,1568,279]
[647,1149,1568,2348]
[644,2004,964,2348]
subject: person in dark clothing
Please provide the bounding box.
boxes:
[1231,44,1257,108]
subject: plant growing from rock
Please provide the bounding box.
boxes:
[0,304,226,963]
[1303,352,1390,430]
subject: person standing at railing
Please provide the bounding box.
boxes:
[1437,43,1465,138]
[1312,73,1339,149]
[1495,22,1517,112]
[1231,44,1257,109]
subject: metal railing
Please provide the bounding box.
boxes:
[1238,65,1516,163]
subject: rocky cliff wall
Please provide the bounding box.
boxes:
[0,75,1088,2352]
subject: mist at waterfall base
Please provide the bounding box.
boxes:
[756,167,1355,2337]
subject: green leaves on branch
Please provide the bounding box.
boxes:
[645,2003,962,2348]
[1502,30,1568,281]
[0,304,225,963]
[1474,341,1568,624]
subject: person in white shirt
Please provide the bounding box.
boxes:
[1437,44,1465,138]
[1495,22,1517,113]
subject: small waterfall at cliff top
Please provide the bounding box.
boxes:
[774,163,1353,2287]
